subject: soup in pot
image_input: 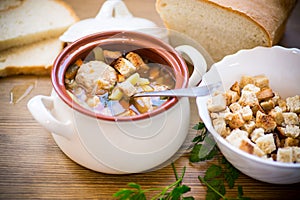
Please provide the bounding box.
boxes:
[64,47,176,117]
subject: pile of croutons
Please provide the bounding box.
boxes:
[207,75,300,163]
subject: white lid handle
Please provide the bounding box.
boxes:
[96,0,132,19]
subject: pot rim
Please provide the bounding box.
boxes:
[51,30,189,121]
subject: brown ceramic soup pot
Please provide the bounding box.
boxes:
[27,31,207,173]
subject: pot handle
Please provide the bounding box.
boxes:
[175,45,207,87]
[27,95,73,140]
[96,0,133,19]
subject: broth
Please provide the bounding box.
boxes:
[64,46,176,117]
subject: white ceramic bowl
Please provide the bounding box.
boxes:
[196,46,300,184]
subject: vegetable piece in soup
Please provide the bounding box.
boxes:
[64,48,175,117]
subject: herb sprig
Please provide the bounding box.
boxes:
[113,122,251,200]
[193,122,251,200]
[113,163,194,200]
[198,159,250,200]
[189,122,218,162]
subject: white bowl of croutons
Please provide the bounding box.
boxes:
[196,46,300,184]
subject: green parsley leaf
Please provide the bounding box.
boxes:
[204,165,222,180]
[113,164,193,200]
[192,122,206,130]
[190,121,218,163]
[113,188,135,200]
[128,182,141,190]
[169,185,191,200]
[222,158,240,189]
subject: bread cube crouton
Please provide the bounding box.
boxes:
[125,52,149,70]
[230,81,241,96]
[210,107,233,120]
[251,104,265,116]
[276,126,286,138]
[269,106,284,125]
[257,88,274,101]
[284,125,300,138]
[253,75,269,89]
[286,95,300,114]
[260,99,275,113]
[271,92,281,105]
[213,118,230,137]
[226,128,249,140]
[242,84,261,94]
[284,137,299,147]
[226,129,264,157]
[210,112,219,120]
[225,90,240,104]
[240,140,265,157]
[282,112,299,125]
[220,107,234,121]
[103,50,122,64]
[240,75,254,88]
[250,128,265,142]
[292,147,300,163]
[238,91,259,107]
[207,93,227,112]
[278,99,287,112]
[255,134,277,154]
[241,105,253,121]
[229,102,242,113]
[114,57,136,77]
[118,81,136,97]
[256,111,277,132]
[241,120,256,134]
[228,112,245,129]
[225,129,248,146]
[277,147,293,163]
[132,97,153,114]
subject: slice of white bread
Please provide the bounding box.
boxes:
[0,0,78,51]
[0,38,64,77]
[156,0,297,61]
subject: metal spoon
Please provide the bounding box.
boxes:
[132,82,222,98]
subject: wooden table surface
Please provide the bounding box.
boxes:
[1,0,300,199]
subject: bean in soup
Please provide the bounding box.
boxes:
[64,47,176,117]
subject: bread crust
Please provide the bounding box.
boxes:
[198,0,269,46]
[0,66,52,77]
[53,0,80,23]
[156,0,297,61]
[206,0,297,44]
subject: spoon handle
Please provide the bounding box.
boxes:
[132,82,221,98]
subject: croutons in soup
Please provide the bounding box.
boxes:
[64,47,175,117]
